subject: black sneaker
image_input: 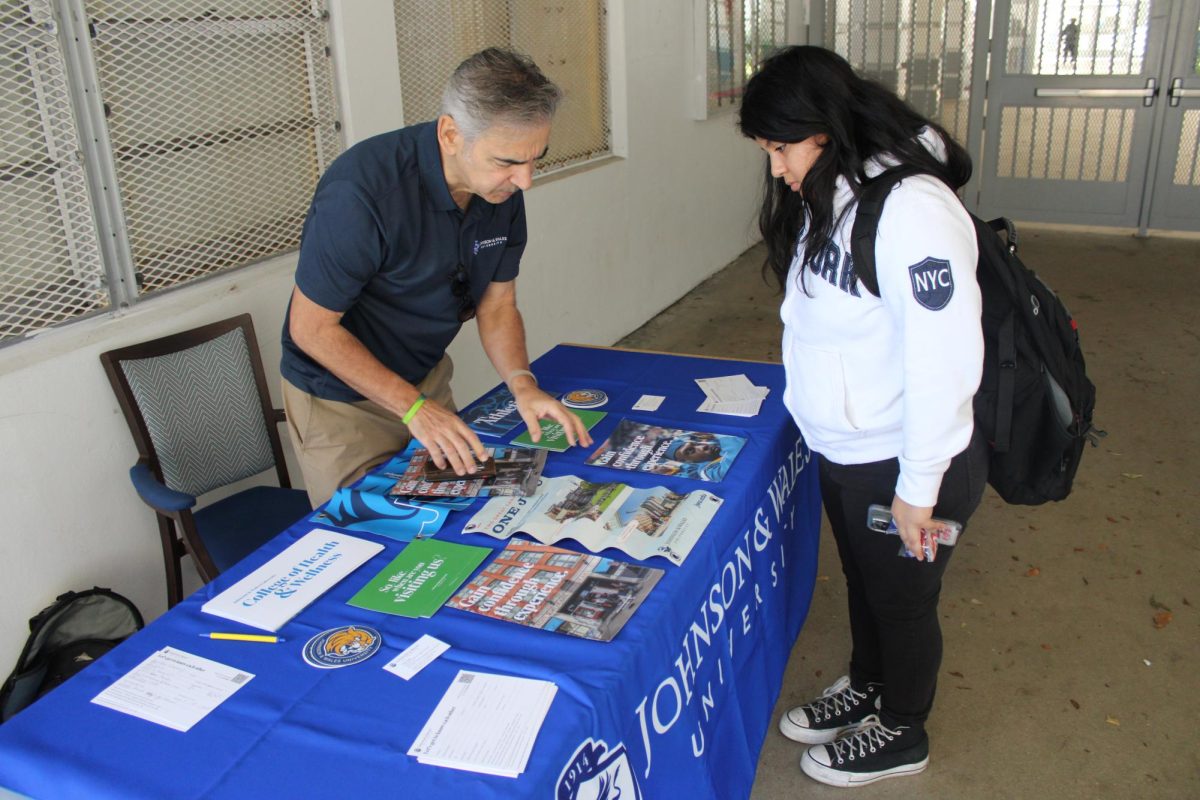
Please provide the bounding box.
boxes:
[778,675,882,744]
[800,715,929,787]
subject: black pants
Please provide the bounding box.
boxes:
[818,430,987,731]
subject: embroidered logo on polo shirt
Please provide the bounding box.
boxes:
[908,257,954,310]
[473,236,508,255]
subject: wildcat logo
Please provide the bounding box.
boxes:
[557,738,642,800]
[302,625,382,669]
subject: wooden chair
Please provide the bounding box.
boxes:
[100,314,312,608]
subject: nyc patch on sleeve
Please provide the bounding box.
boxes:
[908,257,954,310]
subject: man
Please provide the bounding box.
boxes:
[1060,18,1080,68]
[281,48,591,506]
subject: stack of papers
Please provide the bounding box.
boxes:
[91,647,253,732]
[695,374,769,416]
[408,670,558,778]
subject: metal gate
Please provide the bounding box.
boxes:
[817,0,1200,233]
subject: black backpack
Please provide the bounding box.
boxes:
[0,588,143,722]
[850,165,1103,505]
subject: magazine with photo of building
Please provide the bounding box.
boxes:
[462,474,721,565]
[446,541,663,641]
[584,418,747,483]
[387,445,547,498]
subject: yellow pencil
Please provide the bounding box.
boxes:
[199,632,285,643]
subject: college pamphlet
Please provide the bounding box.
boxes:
[347,538,490,618]
[459,385,524,437]
[200,530,383,631]
[446,541,663,641]
[408,669,557,778]
[386,445,547,498]
[463,475,721,565]
[585,417,747,482]
[511,409,607,452]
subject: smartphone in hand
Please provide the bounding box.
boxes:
[866,504,962,560]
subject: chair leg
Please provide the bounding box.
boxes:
[157,515,184,609]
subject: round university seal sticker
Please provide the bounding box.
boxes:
[302,625,382,669]
[562,389,608,409]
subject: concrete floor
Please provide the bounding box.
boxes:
[617,228,1199,799]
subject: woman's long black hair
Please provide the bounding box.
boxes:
[738,46,972,290]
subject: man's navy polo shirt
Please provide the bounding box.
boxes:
[281,121,526,402]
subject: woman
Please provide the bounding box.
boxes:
[739,46,988,787]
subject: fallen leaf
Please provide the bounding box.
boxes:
[1149,596,1171,612]
[1153,611,1173,629]
[1041,643,1052,651]
[1120,473,1143,479]
[1027,567,1041,577]
[1098,543,1109,551]
[1106,716,1120,727]
[814,669,823,677]
[1106,516,1118,523]
[948,671,964,678]
[1074,547,1086,552]
[1070,699,1080,709]
[969,598,983,605]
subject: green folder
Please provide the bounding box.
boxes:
[512,409,607,452]
[347,538,490,618]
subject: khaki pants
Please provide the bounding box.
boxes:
[282,356,456,507]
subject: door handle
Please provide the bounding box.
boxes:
[1168,78,1200,107]
[1035,78,1158,106]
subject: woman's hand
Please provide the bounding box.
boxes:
[890,495,935,562]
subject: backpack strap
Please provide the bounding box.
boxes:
[850,165,930,297]
[993,313,1016,452]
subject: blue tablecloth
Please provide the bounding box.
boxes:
[0,345,820,800]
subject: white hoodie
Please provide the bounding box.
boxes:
[780,131,982,507]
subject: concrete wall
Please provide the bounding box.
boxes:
[0,0,766,673]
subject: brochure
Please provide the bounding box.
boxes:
[446,541,663,641]
[512,409,607,452]
[463,475,720,565]
[347,538,490,618]
[387,445,546,498]
[200,530,383,632]
[313,470,454,542]
[584,417,747,482]
[460,385,524,437]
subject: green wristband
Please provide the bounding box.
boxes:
[402,393,426,424]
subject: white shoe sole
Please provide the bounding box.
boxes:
[800,750,929,787]
[778,714,854,744]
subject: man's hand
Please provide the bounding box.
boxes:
[405,398,489,475]
[512,384,594,448]
[890,495,935,562]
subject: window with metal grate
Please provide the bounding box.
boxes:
[702,0,788,117]
[0,0,341,347]
[393,0,611,174]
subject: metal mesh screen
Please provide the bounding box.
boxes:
[996,104,1133,180]
[393,0,609,173]
[705,0,787,113]
[824,0,977,146]
[86,0,341,294]
[0,0,106,343]
[1174,110,1199,186]
[1004,0,1150,76]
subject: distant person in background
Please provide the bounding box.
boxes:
[739,46,987,787]
[1060,18,1080,68]
[281,48,590,507]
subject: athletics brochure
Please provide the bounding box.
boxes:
[584,418,747,482]
[462,474,721,565]
[459,385,524,437]
[446,541,663,641]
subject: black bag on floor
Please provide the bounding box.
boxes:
[0,587,143,722]
[851,165,1103,505]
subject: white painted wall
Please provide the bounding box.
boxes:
[0,0,767,674]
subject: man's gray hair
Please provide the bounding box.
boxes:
[440,48,562,141]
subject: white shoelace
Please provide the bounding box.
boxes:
[830,715,906,764]
[808,679,869,722]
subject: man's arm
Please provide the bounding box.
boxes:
[475,280,592,447]
[288,286,487,473]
